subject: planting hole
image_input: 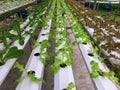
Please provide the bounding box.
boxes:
[60,63,67,68]
[82,42,87,45]
[39,42,42,44]
[27,70,35,75]
[42,34,46,36]
[88,53,94,56]
[60,48,65,51]
[34,53,40,56]
[62,89,67,90]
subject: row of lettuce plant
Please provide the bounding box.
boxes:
[0,0,50,65]
[66,0,120,65]
[14,0,55,84]
[31,0,55,65]
[0,0,50,49]
[0,1,51,86]
[0,19,27,65]
[62,0,120,86]
[61,0,90,44]
[14,1,75,89]
[48,0,75,89]
[65,0,120,84]
[49,0,73,75]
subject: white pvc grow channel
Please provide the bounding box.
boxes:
[54,27,76,90]
[0,20,37,86]
[54,66,76,90]
[0,18,30,50]
[64,10,118,89]
[0,1,50,86]
[16,19,52,90]
[78,40,118,90]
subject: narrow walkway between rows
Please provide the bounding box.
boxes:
[65,15,96,90]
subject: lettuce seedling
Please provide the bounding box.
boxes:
[10,20,25,45]
[67,82,75,90]
[90,60,120,85]
[14,62,45,83]
[0,46,24,65]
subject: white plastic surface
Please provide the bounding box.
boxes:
[0,23,36,86]
[16,20,52,90]
[78,42,118,90]
[54,24,76,89]
[54,66,76,90]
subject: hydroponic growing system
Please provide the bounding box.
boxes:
[0,0,120,90]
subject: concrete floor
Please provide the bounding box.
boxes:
[65,15,96,90]
[68,29,96,90]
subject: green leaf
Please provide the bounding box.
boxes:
[49,64,60,73]
[3,46,24,61]
[74,33,80,38]
[55,39,63,47]
[14,62,27,72]
[67,82,75,90]
[72,41,77,45]
[33,41,40,48]
[16,76,25,83]
[0,53,2,60]
[90,72,99,78]
[41,40,51,50]
[9,34,18,41]
[0,30,9,47]
[19,36,25,45]
[27,70,45,83]
[0,48,7,60]
[25,31,38,40]
[12,20,21,34]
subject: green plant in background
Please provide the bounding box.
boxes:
[9,20,25,45]
[0,46,24,65]
[66,0,120,61]
[61,0,90,45]
[14,62,45,83]
[0,29,9,48]
[29,0,50,28]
